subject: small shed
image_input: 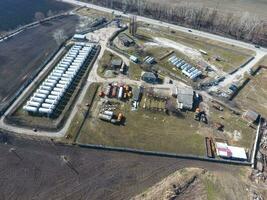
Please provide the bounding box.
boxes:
[141,72,158,84]
[243,110,260,124]
[130,55,138,63]
[73,34,86,41]
[118,33,135,47]
[132,86,143,102]
[111,59,122,69]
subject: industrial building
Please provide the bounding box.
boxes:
[174,86,194,110]
[215,142,247,160]
[143,56,156,64]
[141,72,158,84]
[243,110,260,124]
[23,42,97,117]
[118,33,135,47]
[168,55,202,80]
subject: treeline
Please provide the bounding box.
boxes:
[85,0,267,46]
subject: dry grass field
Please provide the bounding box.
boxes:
[0,15,79,113]
[235,57,267,118]
[0,131,243,200]
[149,0,267,19]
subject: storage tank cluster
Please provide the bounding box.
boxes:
[168,55,202,80]
[23,43,96,116]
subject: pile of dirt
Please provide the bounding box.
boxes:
[131,168,207,200]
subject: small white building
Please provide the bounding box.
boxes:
[130,55,138,63]
[73,34,86,41]
[215,142,247,160]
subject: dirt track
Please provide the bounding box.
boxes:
[0,131,244,200]
[0,15,79,111]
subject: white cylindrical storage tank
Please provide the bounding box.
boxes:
[75,58,85,62]
[38,89,50,95]
[66,71,75,76]
[40,86,52,91]
[67,68,78,73]
[103,111,114,116]
[118,87,123,99]
[39,108,53,114]
[56,83,67,89]
[53,87,65,93]
[62,74,74,79]
[60,77,72,82]
[51,91,63,97]
[43,82,55,87]
[42,103,55,110]
[60,63,69,67]
[60,62,70,66]
[55,67,66,71]
[23,106,38,113]
[69,66,80,70]
[45,99,58,105]
[47,95,60,100]
[27,101,41,108]
[72,61,83,65]
[30,97,44,103]
[46,79,57,84]
[53,69,64,74]
[59,80,70,85]
[34,93,47,99]
[48,76,60,81]
[52,72,63,78]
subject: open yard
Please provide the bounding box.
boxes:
[136,26,253,73]
[76,86,208,156]
[68,81,257,157]
[0,15,79,113]
[235,57,267,118]
[97,50,122,78]
[207,103,256,150]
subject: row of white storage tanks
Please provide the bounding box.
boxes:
[23,43,96,116]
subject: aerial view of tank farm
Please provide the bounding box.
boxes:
[23,43,96,117]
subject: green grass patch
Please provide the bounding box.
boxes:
[77,98,206,156]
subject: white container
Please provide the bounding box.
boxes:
[27,101,41,108]
[39,108,53,114]
[34,93,47,99]
[40,86,52,91]
[30,97,44,103]
[23,106,38,113]
[118,87,123,99]
[47,95,60,100]
[42,103,55,110]
[38,89,50,95]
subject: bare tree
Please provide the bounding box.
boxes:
[53,29,67,45]
[34,12,45,21]
[47,10,54,17]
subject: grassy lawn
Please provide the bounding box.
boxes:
[77,94,207,155]
[208,105,255,149]
[137,26,253,73]
[128,62,143,80]
[61,82,100,143]
[97,50,121,78]
[235,56,267,118]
